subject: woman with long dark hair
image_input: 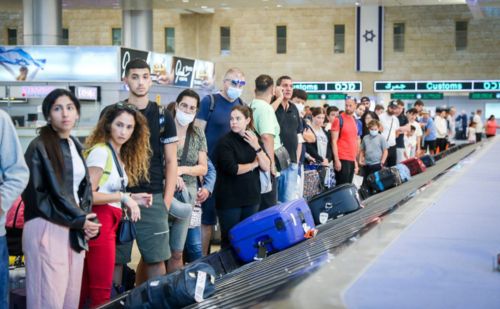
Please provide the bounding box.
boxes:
[213,105,271,248]
[79,103,152,307]
[167,89,208,271]
[22,89,101,308]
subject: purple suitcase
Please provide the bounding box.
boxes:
[229,198,315,263]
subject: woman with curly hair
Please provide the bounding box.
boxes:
[79,102,152,307]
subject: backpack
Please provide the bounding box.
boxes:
[83,143,114,188]
[6,197,25,256]
[206,94,244,125]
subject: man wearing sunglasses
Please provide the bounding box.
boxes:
[100,59,178,286]
[195,67,245,255]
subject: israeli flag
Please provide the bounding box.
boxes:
[356,6,384,72]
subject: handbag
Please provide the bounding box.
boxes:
[107,142,137,245]
[274,145,291,172]
[171,131,194,220]
[260,170,272,194]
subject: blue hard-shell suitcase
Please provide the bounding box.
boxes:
[229,199,315,263]
[307,184,362,225]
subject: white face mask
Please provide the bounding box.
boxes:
[227,87,243,101]
[175,110,195,127]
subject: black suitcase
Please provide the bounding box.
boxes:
[420,154,436,167]
[365,167,402,193]
[307,184,362,225]
[193,248,241,277]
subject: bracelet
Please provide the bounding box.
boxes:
[120,192,130,203]
[255,148,262,153]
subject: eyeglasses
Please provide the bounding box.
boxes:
[225,79,246,87]
[178,102,198,114]
[115,102,138,112]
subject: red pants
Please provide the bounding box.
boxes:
[80,205,122,308]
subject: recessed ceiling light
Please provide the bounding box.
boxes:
[182,0,189,3]
[277,4,282,7]
[201,5,208,9]
[355,2,360,6]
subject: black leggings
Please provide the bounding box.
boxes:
[217,204,260,249]
[386,146,397,167]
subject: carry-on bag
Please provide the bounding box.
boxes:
[229,199,315,263]
[303,168,322,200]
[307,184,362,225]
[124,262,216,309]
[365,167,402,193]
[395,163,412,183]
[420,154,435,168]
[192,248,241,277]
[6,197,24,256]
[401,157,427,176]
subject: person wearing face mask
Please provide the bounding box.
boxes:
[166,89,208,272]
[195,68,245,256]
[359,119,388,177]
[213,105,271,248]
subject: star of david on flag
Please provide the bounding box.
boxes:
[356,6,384,72]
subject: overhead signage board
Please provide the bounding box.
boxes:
[293,81,362,93]
[307,93,347,100]
[391,93,443,100]
[0,46,119,82]
[375,80,500,93]
[469,92,500,100]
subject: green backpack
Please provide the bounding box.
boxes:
[83,143,114,188]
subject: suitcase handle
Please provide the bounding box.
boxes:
[254,238,273,260]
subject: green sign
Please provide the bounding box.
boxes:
[473,81,500,91]
[307,93,347,100]
[375,82,416,91]
[416,81,472,91]
[293,81,362,93]
[469,92,500,100]
[391,93,443,100]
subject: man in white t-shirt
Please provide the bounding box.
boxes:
[473,109,484,142]
[406,108,423,157]
[378,101,400,167]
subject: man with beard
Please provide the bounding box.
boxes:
[331,98,359,185]
[101,59,178,286]
[379,101,400,167]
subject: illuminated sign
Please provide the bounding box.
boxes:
[376,80,500,92]
[391,93,443,100]
[9,85,58,98]
[293,81,361,93]
[469,92,500,100]
[70,86,100,101]
[416,81,472,91]
[307,93,347,100]
[473,81,500,91]
[375,82,416,91]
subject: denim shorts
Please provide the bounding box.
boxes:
[201,195,217,226]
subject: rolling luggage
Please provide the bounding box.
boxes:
[6,197,24,256]
[420,154,435,167]
[401,157,426,176]
[193,248,241,277]
[124,262,216,309]
[229,199,315,263]
[365,167,402,193]
[303,168,322,200]
[307,184,362,225]
[395,163,412,183]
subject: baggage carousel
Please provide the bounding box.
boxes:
[185,140,498,308]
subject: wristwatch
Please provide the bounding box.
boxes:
[255,148,262,153]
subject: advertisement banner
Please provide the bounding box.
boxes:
[0,46,119,82]
[192,59,215,90]
[172,57,195,88]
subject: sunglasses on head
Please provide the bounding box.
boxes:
[115,102,138,112]
[225,79,246,87]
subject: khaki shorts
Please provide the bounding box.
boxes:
[115,193,171,264]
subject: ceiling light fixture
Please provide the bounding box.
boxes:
[201,5,208,9]
[277,4,282,7]
[182,0,189,3]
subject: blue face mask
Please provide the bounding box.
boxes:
[369,130,379,136]
[227,87,242,101]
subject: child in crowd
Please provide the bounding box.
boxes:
[467,121,477,143]
[405,125,417,158]
[359,120,388,176]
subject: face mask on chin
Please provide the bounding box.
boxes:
[227,87,242,101]
[175,110,195,127]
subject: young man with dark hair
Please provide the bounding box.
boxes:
[101,58,178,285]
[250,74,282,209]
[273,75,303,203]
[360,96,371,110]
[195,67,246,255]
[379,101,400,167]
[395,100,410,163]
[331,98,359,185]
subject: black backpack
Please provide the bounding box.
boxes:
[205,94,244,125]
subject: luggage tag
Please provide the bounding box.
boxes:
[319,202,333,224]
[194,271,207,303]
